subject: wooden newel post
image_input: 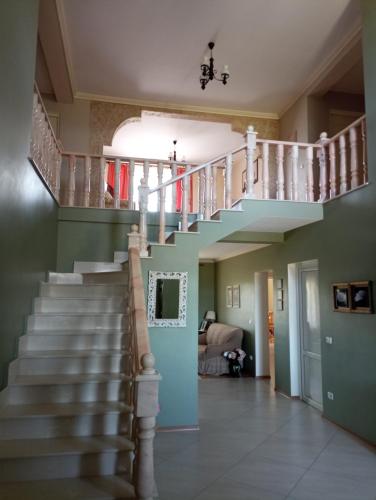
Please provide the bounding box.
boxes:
[245,125,257,198]
[134,353,161,500]
[138,179,149,257]
[128,224,141,251]
[319,132,329,201]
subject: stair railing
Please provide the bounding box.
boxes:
[29,85,62,201]
[127,225,161,500]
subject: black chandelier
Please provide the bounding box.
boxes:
[200,42,229,90]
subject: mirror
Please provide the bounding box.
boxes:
[147,271,188,327]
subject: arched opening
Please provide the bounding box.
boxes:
[103,111,243,211]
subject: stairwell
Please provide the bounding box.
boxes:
[0,263,139,499]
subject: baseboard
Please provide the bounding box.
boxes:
[157,425,200,433]
[274,387,300,400]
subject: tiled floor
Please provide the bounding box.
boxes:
[154,378,376,500]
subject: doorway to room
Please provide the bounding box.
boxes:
[288,259,323,411]
[254,271,275,388]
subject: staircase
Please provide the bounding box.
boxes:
[0,264,140,499]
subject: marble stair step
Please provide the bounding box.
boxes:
[27,313,127,331]
[0,435,134,482]
[33,297,126,313]
[19,331,127,352]
[9,349,129,377]
[47,272,84,284]
[0,474,135,499]
[74,261,123,273]
[4,373,130,405]
[0,401,132,439]
[82,271,129,285]
[40,282,127,299]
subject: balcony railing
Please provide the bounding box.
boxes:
[29,85,367,229]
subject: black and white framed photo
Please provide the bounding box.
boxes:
[350,281,373,314]
[332,283,351,312]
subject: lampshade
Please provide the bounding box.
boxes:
[205,310,216,321]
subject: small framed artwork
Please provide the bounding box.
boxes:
[277,289,283,301]
[232,285,240,308]
[226,286,233,308]
[332,283,351,312]
[276,299,284,311]
[276,279,283,289]
[350,281,373,314]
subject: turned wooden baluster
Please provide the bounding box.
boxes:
[204,164,212,219]
[138,179,149,257]
[54,151,62,202]
[329,141,337,198]
[291,145,299,201]
[319,132,329,201]
[99,157,106,208]
[114,158,121,209]
[143,160,150,187]
[212,165,217,213]
[361,119,368,184]
[171,162,177,212]
[84,156,91,207]
[158,187,166,244]
[67,155,76,206]
[225,153,233,209]
[349,126,359,189]
[306,146,314,202]
[198,169,205,218]
[181,165,191,231]
[157,162,164,211]
[245,126,257,198]
[262,143,270,199]
[276,144,285,200]
[129,159,135,210]
[339,134,348,194]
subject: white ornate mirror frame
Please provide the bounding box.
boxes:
[147,271,188,327]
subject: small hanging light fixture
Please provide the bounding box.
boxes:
[169,139,177,161]
[200,42,229,90]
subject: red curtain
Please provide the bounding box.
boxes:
[176,166,193,212]
[107,162,129,200]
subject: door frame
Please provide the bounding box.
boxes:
[288,259,323,410]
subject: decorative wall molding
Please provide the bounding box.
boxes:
[281,20,363,117]
[76,91,279,120]
[147,271,188,327]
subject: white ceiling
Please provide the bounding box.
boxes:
[61,0,361,114]
[199,242,269,262]
[104,113,243,162]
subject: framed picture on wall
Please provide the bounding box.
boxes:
[232,285,240,308]
[332,283,351,312]
[241,158,260,192]
[350,281,373,313]
[226,286,233,308]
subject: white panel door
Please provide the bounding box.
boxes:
[300,265,323,410]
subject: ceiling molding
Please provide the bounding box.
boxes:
[280,18,363,117]
[74,91,280,120]
[55,0,77,93]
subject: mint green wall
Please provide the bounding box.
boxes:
[0,1,58,389]
[198,262,216,326]
[57,208,186,271]
[216,4,376,444]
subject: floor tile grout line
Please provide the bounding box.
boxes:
[282,426,338,499]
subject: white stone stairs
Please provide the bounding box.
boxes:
[0,266,137,499]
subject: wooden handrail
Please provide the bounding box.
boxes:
[326,114,366,143]
[128,246,150,371]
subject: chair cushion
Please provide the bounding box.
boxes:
[206,322,241,345]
